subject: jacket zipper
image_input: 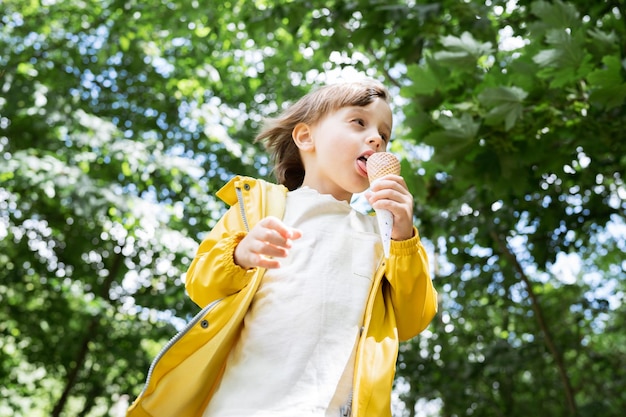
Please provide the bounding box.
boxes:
[340,391,353,416]
[137,297,222,398]
[140,182,250,397]
[235,185,250,232]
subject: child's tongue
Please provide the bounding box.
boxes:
[357,157,368,174]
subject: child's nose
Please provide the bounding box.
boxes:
[367,135,384,149]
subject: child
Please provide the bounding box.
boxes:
[127,79,437,417]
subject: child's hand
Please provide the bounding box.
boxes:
[365,174,415,241]
[234,216,302,269]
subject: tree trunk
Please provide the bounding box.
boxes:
[51,318,99,417]
[51,248,125,417]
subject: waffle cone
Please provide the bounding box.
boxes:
[367,152,401,183]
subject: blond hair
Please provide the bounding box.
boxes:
[255,79,391,190]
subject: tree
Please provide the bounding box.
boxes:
[1,0,624,416]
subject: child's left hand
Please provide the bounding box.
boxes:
[365,174,415,241]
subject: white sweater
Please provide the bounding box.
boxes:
[203,187,383,417]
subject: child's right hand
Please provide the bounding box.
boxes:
[233,216,302,269]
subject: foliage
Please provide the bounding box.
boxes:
[1,0,625,416]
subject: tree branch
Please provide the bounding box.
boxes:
[368,46,402,89]
[51,246,126,417]
[490,231,577,415]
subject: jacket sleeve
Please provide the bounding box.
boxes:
[184,204,257,309]
[386,227,438,341]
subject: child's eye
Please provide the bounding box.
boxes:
[380,133,389,142]
[353,118,365,126]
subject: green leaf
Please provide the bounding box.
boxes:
[478,86,528,107]
[587,56,626,109]
[439,32,494,57]
[120,35,131,51]
[533,48,562,67]
[588,55,624,89]
[531,0,580,30]
[16,62,38,77]
[437,113,481,140]
[533,29,585,70]
[404,64,439,95]
[426,133,474,163]
[587,28,618,46]
[478,86,528,130]
[434,32,493,67]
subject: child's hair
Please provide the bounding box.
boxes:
[255,78,391,191]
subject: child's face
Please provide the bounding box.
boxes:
[297,97,393,201]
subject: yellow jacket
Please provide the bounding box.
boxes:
[127,176,438,417]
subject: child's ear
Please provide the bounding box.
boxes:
[292,123,314,152]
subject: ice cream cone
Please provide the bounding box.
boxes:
[367,152,401,258]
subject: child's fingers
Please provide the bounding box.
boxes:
[253,254,283,269]
[239,237,290,269]
[260,216,302,240]
[235,216,303,269]
[253,227,294,249]
[234,237,286,269]
[368,190,412,212]
[368,175,412,206]
[249,238,291,258]
[368,175,408,195]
